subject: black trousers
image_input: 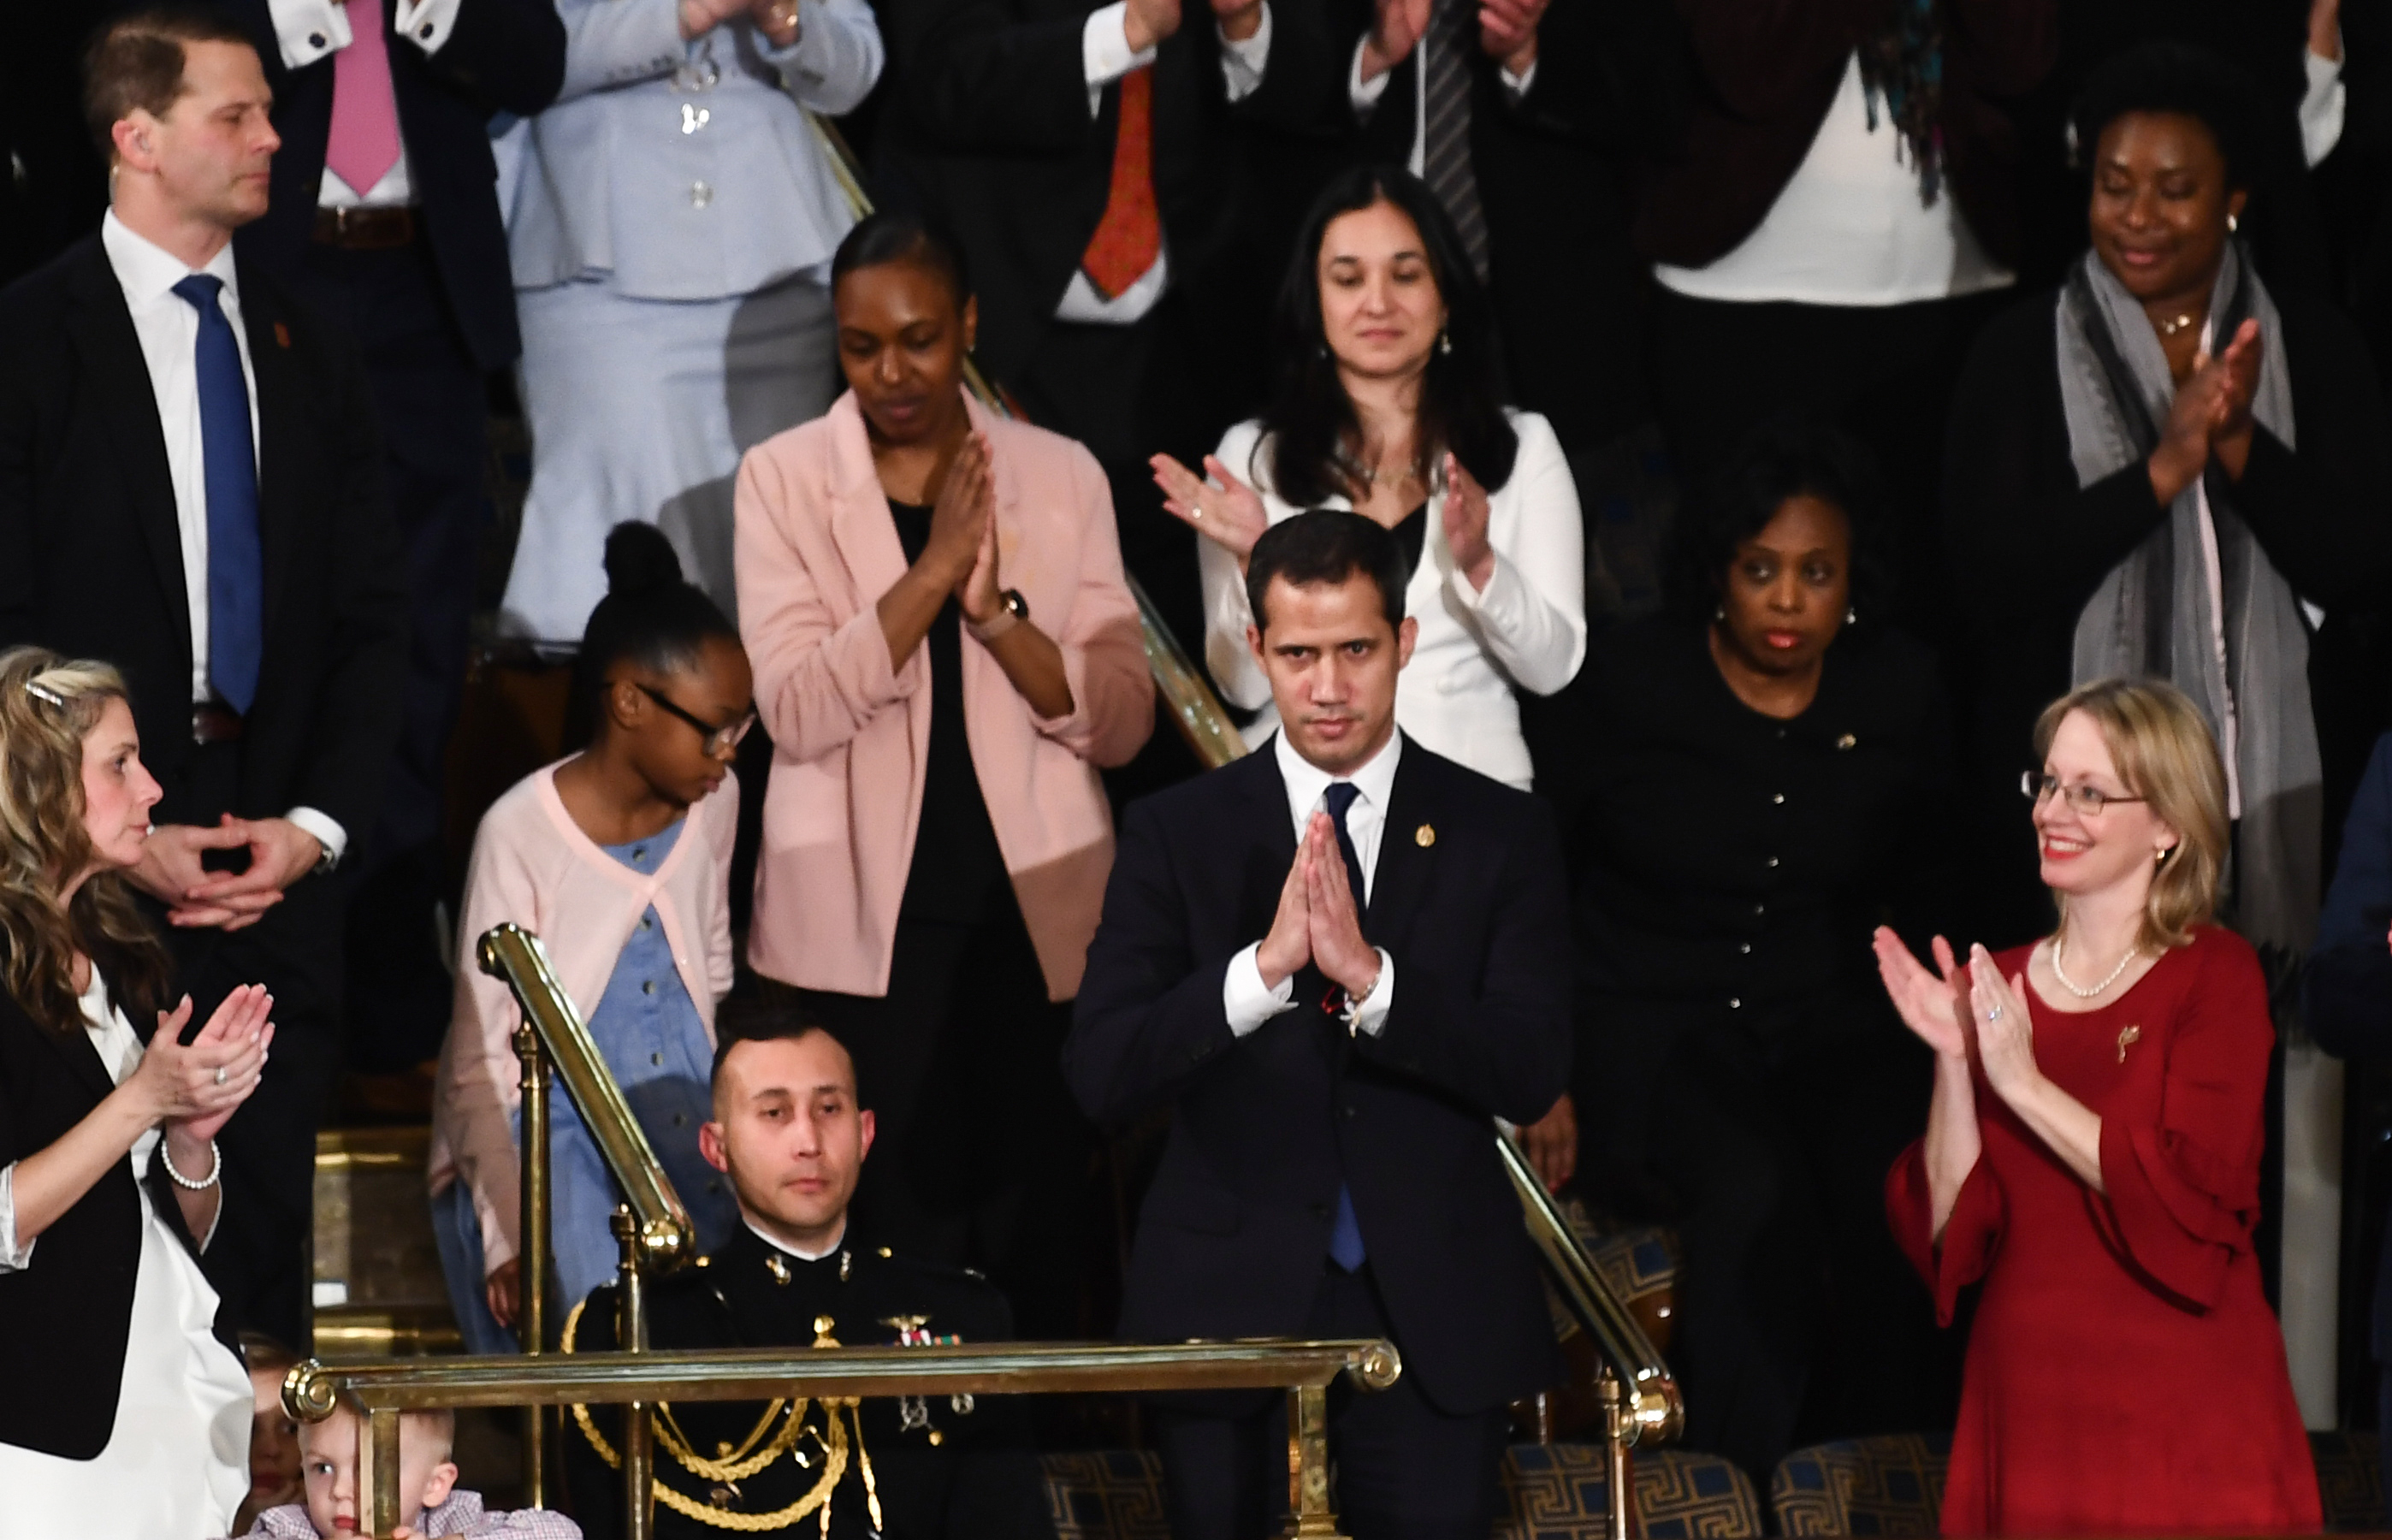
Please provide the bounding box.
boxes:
[1638,1018,1953,1481]
[1649,285,2007,662]
[163,741,346,1349]
[1153,1265,1513,1540]
[773,898,1095,1341]
[290,235,489,1070]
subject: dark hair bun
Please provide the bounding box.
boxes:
[602,522,685,599]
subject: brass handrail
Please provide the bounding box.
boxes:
[479,921,699,1511]
[480,923,696,1271]
[287,1338,1400,1537]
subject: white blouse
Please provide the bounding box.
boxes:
[0,974,251,1539]
[1654,51,2012,307]
[1199,409,1585,790]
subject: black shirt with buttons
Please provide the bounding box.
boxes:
[1572,614,1955,1045]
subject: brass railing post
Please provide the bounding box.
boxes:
[613,1207,654,1540]
[365,1403,403,1537]
[1282,1382,1346,1539]
[1601,1367,1631,1540]
[513,1019,551,1507]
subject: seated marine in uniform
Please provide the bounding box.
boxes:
[562,1004,1055,1539]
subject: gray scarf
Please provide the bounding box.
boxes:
[2058,244,2319,953]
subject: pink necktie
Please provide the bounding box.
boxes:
[325,0,402,196]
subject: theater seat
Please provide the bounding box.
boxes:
[1500,1442,1763,1539]
[1770,1433,1948,1536]
[1042,1450,1172,1540]
[2311,1430,2386,1532]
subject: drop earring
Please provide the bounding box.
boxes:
[2227,212,2239,234]
[1713,603,1726,622]
[1438,327,1452,356]
[1845,605,1857,625]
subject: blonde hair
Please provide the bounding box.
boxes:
[0,647,171,1034]
[2031,678,2229,954]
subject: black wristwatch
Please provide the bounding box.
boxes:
[970,589,1029,643]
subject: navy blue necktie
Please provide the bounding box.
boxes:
[171,275,263,715]
[1321,780,1369,1271]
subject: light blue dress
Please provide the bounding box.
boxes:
[498,0,884,645]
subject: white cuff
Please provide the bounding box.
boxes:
[1218,1,1271,102]
[284,808,348,871]
[1501,56,1535,96]
[267,0,353,69]
[1449,546,1516,613]
[2300,40,2346,167]
[0,1164,34,1271]
[1348,33,1395,116]
[1223,942,1298,1036]
[1084,3,1158,116]
[1343,947,1394,1037]
[393,0,466,54]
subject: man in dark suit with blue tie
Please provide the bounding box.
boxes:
[0,9,406,1345]
[1066,509,1571,1540]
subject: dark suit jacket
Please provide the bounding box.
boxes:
[222,0,565,370]
[1634,0,2057,271]
[0,966,231,1460]
[888,0,1341,381]
[0,234,408,874]
[1065,737,1571,1415]
[1318,0,1676,447]
[2306,732,2392,1360]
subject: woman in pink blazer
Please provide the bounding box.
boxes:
[732,212,1152,1332]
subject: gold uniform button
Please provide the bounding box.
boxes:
[1414,823,1436,847]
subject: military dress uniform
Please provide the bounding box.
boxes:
[563,1224,1055,1539]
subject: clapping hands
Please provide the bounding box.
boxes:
[1152,453,1270,568]
[1440,452,1495,591]
[2150,317,2262,503]
[134,985,275,1142]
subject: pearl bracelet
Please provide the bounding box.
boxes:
[163,1136,222,1192]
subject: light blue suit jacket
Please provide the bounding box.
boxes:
[505,0,882,300]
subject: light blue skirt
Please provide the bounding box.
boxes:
[502,271,838,646]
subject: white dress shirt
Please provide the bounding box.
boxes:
[265,0,468,209]
[98,212,348,864]
[746,1215,844,1261]
[1221,729,1400,1039]
[1055,2,1274,325]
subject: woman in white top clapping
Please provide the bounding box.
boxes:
[1151,165,1585,790]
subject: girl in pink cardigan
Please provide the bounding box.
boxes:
[428,528,751,1352]
[732,213,1152,1335]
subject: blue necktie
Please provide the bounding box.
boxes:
[172,275,263,715]
[1322,781,1368,1271]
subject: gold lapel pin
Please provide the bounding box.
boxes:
[1415,824,1436,848]
[1836,732,1857,750]
[2117,1024,2141,1064]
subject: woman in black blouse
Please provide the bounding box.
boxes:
[1945,42,2392,950]
[1547,424,1957,1479]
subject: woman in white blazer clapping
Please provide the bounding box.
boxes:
[1153,165,1585,790]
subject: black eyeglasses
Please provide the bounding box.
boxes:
[638,684,756,756]
[2021,771,2146,815]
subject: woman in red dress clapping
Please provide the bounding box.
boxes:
[1874,678,2319,1536]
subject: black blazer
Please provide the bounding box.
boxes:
[0,234,408,856]
[889,0,1341,381]
[0,971,229,1460]
[1065,738,1571,1414]
[223,0,565,371]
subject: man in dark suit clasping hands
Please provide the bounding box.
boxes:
[1067,509,1571,1540]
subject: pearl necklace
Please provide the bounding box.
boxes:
[2050,934,2140,998]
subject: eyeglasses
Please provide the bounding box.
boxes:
[2021,771,2146,815]
[638,684,756,756]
